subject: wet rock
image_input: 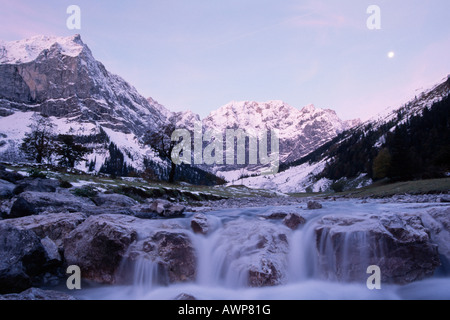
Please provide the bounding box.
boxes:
[11,190,140,217]
[0,168,24,184]
[191,213,209,235]
[307,201,322,210]
[13,178,59,195]
[6,197,37,219]
[15,191,95,214]
[0,288,77,300]
[314,213,441,284]
[149,200,186,218]
[149,200,166,215]
[131,210,158,220]
[421,207,450,269]
[1,212,86,249]
[124,231,197,284]
[153,231,197,282]
[85,206,136,217]
[174,293,197,300]
[213,219,290,287]
[0,179,15,199]
[92,193,139,208]
[0,224,48,294]
[248,260,283,287]
[40,237,61,264]
[283,213,306,230]
[439,196,450,203]
[265,212,288,220]
[63,214,138,284]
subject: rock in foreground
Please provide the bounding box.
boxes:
[63,215,138,284]
[211,219,290,287]
[0,224,52,294]
[149,200,186,218]
[123,231,197,285]
[314,213,441,284]
[0,288,76,300]
[283,213,306,230]
[307,201,322,210]
[191,213,209,235]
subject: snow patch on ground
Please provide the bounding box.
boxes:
[234,160,329,193]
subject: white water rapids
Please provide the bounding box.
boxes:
[69,200,450,300]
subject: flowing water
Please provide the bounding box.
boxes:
[70,200,450,300]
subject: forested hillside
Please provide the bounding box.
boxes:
[318,92,450,182]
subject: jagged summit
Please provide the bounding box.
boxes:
[300,104,316,113]
[0,34,167,137]
[0,34,85,64]
[202,100,360,164]
[0,34,169,175]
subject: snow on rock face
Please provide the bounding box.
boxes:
[203,101,355,139]
[0,34,166,137]
[233,77,449,192]
[360,76,450,132]
[0,34,169,172]
[0,34,84,64]
[203,100,360,163]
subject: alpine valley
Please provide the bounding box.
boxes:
[0,34,362,187]
[0,35,450,301]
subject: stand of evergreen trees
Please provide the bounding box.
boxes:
[318,95,450,182]
[382,96,450,181]
[99,142,135,177]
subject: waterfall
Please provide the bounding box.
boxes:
[98,202,450,300]
[192,232,249,288]
[287,220,318,282]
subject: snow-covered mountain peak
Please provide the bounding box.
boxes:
[204,100,357,134]
[0,34,85,64]
[201,99,360,165]
[300,104,317,113]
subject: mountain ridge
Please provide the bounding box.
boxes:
[239,76,450,192]
[4,34,436,189]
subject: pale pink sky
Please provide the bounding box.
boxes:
[1,0,449,121]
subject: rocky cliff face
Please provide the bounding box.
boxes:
[0,35,166,136]
[203,101,360,164]
[0,35,174,175]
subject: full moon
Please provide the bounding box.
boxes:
[388,51,395,59]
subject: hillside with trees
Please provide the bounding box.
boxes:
[319,90,450,183]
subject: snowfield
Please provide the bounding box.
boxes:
[235,160,331,194]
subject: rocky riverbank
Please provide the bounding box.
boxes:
[1,166,449,300]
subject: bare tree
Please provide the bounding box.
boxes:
[20,113,55,164]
